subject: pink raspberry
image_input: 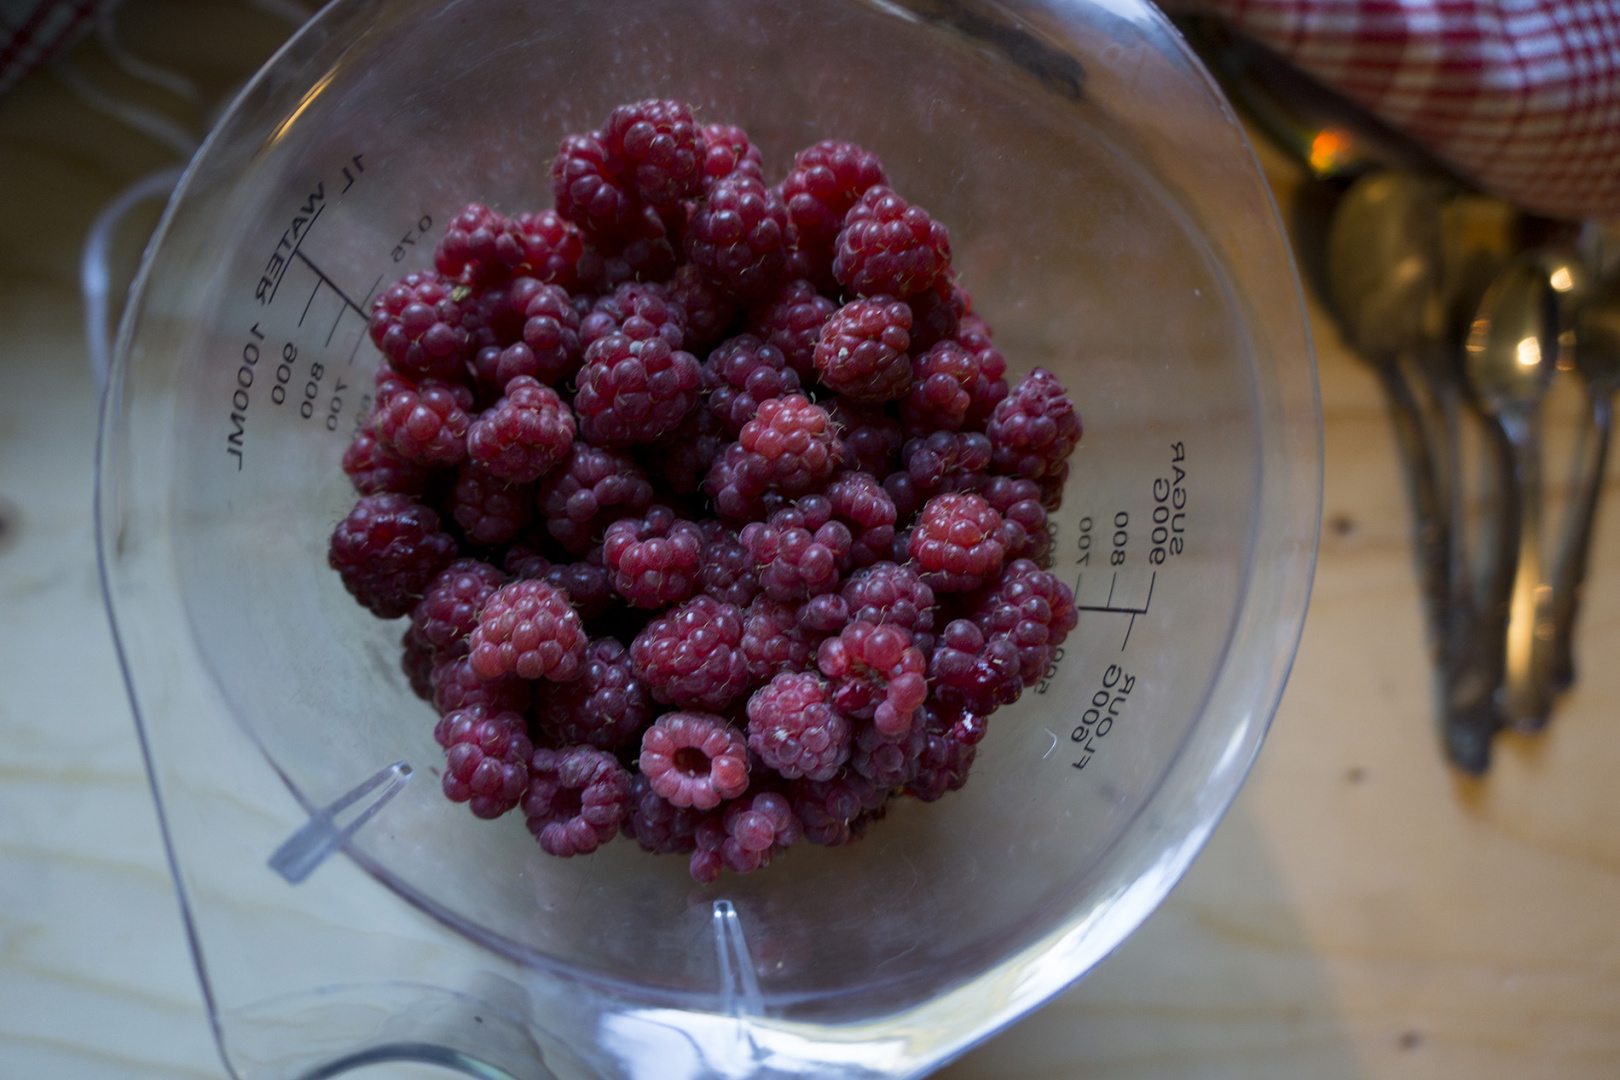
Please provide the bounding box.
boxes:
[828,401,903,478]
[342,423,432,496]
[468,579,588,682]
[537,443,656,554]
[695,791,802,879]
[367,270,471,381]
[450,463,534,547]
[601,505,704,609]
[908,493,1006,591]
[840,561,936,642]
[573,332,703,446]
[972,558,1078,684]
[684,173,791,300]
[622,772,708,854]
[535,637,651,750]
[667,263,739,350]
[411,558,507,658]
[328,493,458,619]
[899,339,1004,434]
[638,711,750,810]
[736,395,843,494]
[371,368,473,465]
[435,706,533,819]
[551,132,640,239]
[630,595,749,711]
[580,281,687,354]
[699,521,760,608]
[746,672,851,781]
[701,122,764,185]
[928,618,1023,713]
[826,472,897,568]
[779,140,888,283]
[832,185,951,300]
[599,98,706,208]
[430,654,531,718]
[986,368,1082,481]
[788,772,889,847]
[797,592,850,636]
[473,282,582,392]
[815,620,927,737]
[523,746,632,857]
[466,377,575,483]
[749,278,837,379]
[702,334,801,435]
[813,296,912,403]
[740,596,819,683]
[740,501,849,601]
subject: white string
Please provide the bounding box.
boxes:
[81,166,185,393]
[95,0,205,107]
[50,55,200,158]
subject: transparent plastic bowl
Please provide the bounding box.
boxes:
[96,1,1319,1077]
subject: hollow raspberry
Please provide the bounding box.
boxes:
[702,335,801,435]
[371,369,473,465]
[813,296,912,403]
[840,561,936,642]
[368,270,471,382]
[701,122,764,185]
[699,521,760,608]
[602,505,704,609]
[746,672,850,781]
[328,493,458,618]
[468,579,588,682]
[534,637,653,750]
[639,711,750,810]
[815,620,927,737]
[828,401,903,478]
[972,558,1078,684]
[975,475,1052,566]
[621,772,707,854]
[573,332,702,446]
[523,746,631,857]
[580,281,687,354]
[902,430,993,494]
[740,596,818,682]
[412,558,507,658]
[833,185,951,300]
[599,99,705,208]
[900,339,1001,434]
[667,263,739,350]
[435,706,533,819]
[630,595,749,711]
[537,443,655,553]
[466,377,575,484]
[342,423,433,496]
[826,472,896,568]
[986,368,1082,480]
[928,617,1023,713]
[551,132,639,239]
[780,141,888,282]
[473,283,582,392]
[431,654,531,717]
[450,464,533,548]
[740,502,849,601]
[908,493,1005,591]
[749,278,836,380]
[788,772,888,847]
[685,173,790,300]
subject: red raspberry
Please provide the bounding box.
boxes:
[667,263,739,350]
[450,464,534,548]
[435,706,533,819]
[902,430,993,494]
[505,210,585,292]
[537,443,655,554]
[740,501,849,601]
[780,141,888,282]
[371,369,473,465]
[430,654,531,717]
[368,270,471,381]
[740,596,819,682]
[815,621,927,737]
[630,595,749,711]
[797,592,850,635]
[463,277,538,354]
[699,521,760,608]
[746,672,851,781]
[646,405,729,495]
[884,471,922,527]
[826,472,897,569]
[601,505,704,608]
[840,561,936,642]
[975,475,1052,566]
[328,493,458,618]
[908,493,1006,591]
[749,278,837,380]
[434,203,510,286]
[342,423,432,496]
[826,401,903,478]
[905,277,966,354]
[697,791,802,878]
[580,281,687,354]
[701,442,784,523]
[505,545,616,624]
[599,99,705,208]
[473,283,582,392]
[468,579,588,682]
[702,335,801,435]
[907,702,979,802]
[573,333,703,446]
[701,122,764,185]
[551,132,640,239]
[986,368,1082,481]
[402,625,436,700]
[788,772,888,847]
[900,339,1000,434]
[622,772,708,854]
[850,717,928,789]
[574,207,679,293]
[955,312,1010,428]
[638,711,750,810]
[412,558,507,658]
[523,746,631,856]
[972,558,1078,684]
[466,377,575,483]
[736,395,843,494]
[928,617,1023,713]
[813,296,912,403]
[535,637,653,750]
[685,173,791,300]
[832,185,951,300]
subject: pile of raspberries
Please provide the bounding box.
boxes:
[328,99,1082,883]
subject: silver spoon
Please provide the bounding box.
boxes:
[1463,254,1561,729]
[1548,276,1620,696]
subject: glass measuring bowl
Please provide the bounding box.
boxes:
[96,0,1320,1077]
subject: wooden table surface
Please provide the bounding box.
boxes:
[2,5,1618,1077]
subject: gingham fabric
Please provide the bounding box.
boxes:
[0,0,108,96]
[1166,0,1620,219]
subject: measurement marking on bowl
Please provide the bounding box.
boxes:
[1073,570,1156,651]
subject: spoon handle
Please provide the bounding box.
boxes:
[1375,360,1452,645]
[1497,410,1555,728]
[1547,391,1614,698]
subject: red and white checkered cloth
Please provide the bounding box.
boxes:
[1166,0,1620,220]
